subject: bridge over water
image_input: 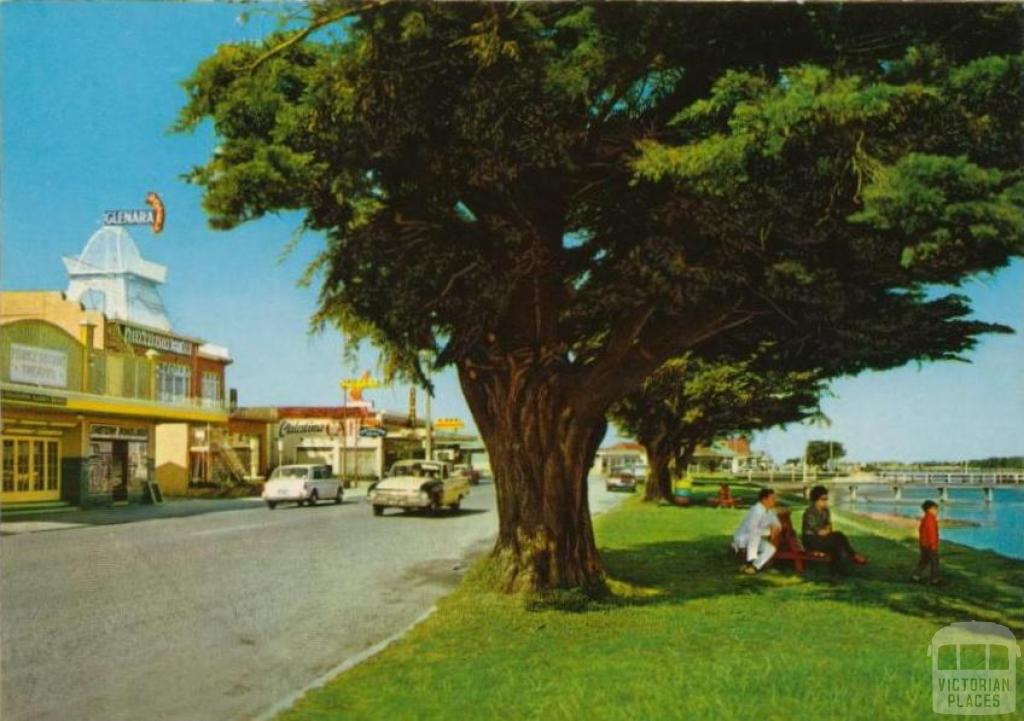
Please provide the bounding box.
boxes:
[716,469,1024,504]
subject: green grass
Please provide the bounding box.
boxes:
[279,492,1023,721]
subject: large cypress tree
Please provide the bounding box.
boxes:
[177,3,1023,592]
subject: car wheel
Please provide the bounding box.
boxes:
[296,499,305,507]
[266,501,277,510]
[308,490,319,507]
[448,499,461,512]
[334,489,343,504]
[373,505,384,517]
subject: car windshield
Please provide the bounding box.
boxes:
[271,467,308,479]
[389,462,442,478]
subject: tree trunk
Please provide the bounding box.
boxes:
[642,438,673,503]
[458,362,607,594]
[673,442,698,484]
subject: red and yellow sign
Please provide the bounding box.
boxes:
[340,371,381,403]
[146,192,165,233]
[434,417,465,430]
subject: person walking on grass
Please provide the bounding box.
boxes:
[732,488,781,575]
[802,485,868,575]
[912,500,941,585]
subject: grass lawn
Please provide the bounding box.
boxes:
[279,489,1024,721]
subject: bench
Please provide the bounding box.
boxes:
[772,509,831,573]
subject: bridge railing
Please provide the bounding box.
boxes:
[876,472,1024,485]
[699,470,1024,486]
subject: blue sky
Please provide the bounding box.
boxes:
[3,2,1022,463]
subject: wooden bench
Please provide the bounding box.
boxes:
[772,508,831,573]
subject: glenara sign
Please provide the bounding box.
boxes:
[103,192,165,234]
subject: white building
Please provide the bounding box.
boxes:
[63,225,173,332]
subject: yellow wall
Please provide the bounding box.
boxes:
[155,423,190,495]
[0,291,105,349]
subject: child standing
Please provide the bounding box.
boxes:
[912,500,941,584]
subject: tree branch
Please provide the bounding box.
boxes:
[248,2,387,72]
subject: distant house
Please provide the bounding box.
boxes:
[593,442,647,477]
[692,437,752,473]
[595,436,765,477]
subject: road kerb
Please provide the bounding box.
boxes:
[250,605,438,721]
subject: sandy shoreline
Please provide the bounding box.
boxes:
[850,510,980,529]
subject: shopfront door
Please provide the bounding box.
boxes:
[89,425,150,502]
[110,441,129,502]
[1,437,61,503]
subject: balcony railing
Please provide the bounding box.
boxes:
[2,320,226,414]
[2,379,227,414]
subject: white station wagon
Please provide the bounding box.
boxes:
[262,464,343,509]
[369,460,470,516]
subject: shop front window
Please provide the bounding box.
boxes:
[47,442,59,490]
[127,442,149,487]
[2,440,13,493]
[16,441,29,492]
[33,442,45,490]
[1,438,61,499]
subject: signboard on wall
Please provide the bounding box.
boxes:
[90,424,149,441]
[278,420,340,438]
[120,325,193,356]
[9,344,68,388]
[1,389,68,407]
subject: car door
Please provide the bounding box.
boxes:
[442,464,467,503]
[314,465,335,498]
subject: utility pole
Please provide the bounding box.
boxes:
[418,351,434,462]
[424,386,433,461]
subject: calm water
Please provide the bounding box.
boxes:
[839,486,1024,560]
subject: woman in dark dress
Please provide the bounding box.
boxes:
[802,485,868,574]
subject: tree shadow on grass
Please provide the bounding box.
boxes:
[596,519,1024,635]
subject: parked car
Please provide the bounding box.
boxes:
[262,464,343,509]
[453,464,482,485]
[606,471,638,493]
[369,460,470,516]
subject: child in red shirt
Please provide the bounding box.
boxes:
[912,500,940,584]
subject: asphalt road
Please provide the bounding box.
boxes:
[1,478,627,721]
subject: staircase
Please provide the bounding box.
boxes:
[210,432,250,486]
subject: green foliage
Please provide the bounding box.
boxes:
[610,353,823,463]
[274,498,1024,721]
[175,2,1023,402]
[806,439,847,468]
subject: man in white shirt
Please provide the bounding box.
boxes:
[732,488,781,575]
